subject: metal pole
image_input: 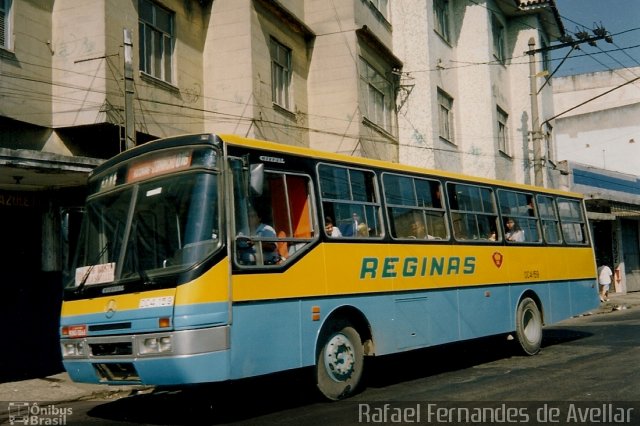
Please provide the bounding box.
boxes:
[528,38,543,187]
[124,29,136,150]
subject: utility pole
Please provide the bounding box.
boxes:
[525,26,613,187]
[123,29,136,150]
[528,38,544,187]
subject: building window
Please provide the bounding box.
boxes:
[433,0,450,42]
[492,14,505,63]
[437,88,454,143]
[0,0,12,50]
[138,0,174,83]
[270,38,292,110]
[497,106,510,156]
[369,0,389,19]
[359,57,394,134]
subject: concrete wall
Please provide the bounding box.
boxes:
[553,67,640,176]
[0,0,54,152]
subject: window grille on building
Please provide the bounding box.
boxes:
[434,0,450,42]
[270,38,292,110]
[492,14,505,63]
[438,89,454,143]
[139,0,174,83]
[360,57,394,134]
[0,0,11,49]
[497,106,510,156]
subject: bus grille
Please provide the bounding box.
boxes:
[89,342,133,356]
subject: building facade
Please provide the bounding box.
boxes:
[392,0,563,185]
[0,0,562,380]
[554,68,640,293]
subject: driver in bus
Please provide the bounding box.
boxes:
[247,207,280,265]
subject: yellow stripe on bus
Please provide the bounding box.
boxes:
[62,244,595,314]
[61,261,230,317]
[174,259,230,305]
[231,243,596,301]
[60,288,177,317]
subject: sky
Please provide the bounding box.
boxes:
[551,0,640,76]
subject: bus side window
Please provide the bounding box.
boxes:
[497,189,542,244]
[269,173,315,259]
[234,171,316,267]
[557,198,588,245]
[383,173,448,240]
[318,164,382,239]
[447,182,499,242]
[537,195,562,244]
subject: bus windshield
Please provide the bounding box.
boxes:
[67,172,220,289]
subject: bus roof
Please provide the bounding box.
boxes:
[219,134,584,199]
[89,132,584,199]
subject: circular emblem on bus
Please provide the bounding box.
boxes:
[105,299,118,318]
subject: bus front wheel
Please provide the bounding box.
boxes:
[515,297,543,355]
[316,323,364,400]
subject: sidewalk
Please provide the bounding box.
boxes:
[585,288,640,315]
[0,372,147,404]
[1,291,638,408]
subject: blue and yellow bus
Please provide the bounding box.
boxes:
[60,133,599,400]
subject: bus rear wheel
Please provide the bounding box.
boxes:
[316,323,364,400]
[515,297,542,355]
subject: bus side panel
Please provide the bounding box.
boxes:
[511,279,598,326]
[390,289,462,350]
[457,285,512,341]
[226,280,598,381]
[547,281,573,324]
[421,289,459,347]
[570,279,600,317]
[228,293,421,378]
[229,300,304,379]
[228,292,438,378]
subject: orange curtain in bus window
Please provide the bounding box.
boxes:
[271,176,312,240]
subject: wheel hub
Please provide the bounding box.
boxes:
[324,333,355,382]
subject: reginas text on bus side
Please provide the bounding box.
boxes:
[360,256,476,279]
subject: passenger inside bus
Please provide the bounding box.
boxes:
[325,216,342,237]
[505,218,525,242]
[340,212,368,237]
[409,219,427,239]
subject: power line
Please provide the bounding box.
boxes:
[543,74,640,126]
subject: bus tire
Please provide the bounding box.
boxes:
[515,297,542,355]
[316,323,364,401]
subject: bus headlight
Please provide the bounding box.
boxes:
[61,341,85,358]
[140,336,172,355]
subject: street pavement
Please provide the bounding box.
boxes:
[1,291,638,409]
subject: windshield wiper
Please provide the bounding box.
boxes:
[137,265,155,286]
[74,241,110,295]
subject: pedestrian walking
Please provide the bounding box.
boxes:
[597,264,613,302]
